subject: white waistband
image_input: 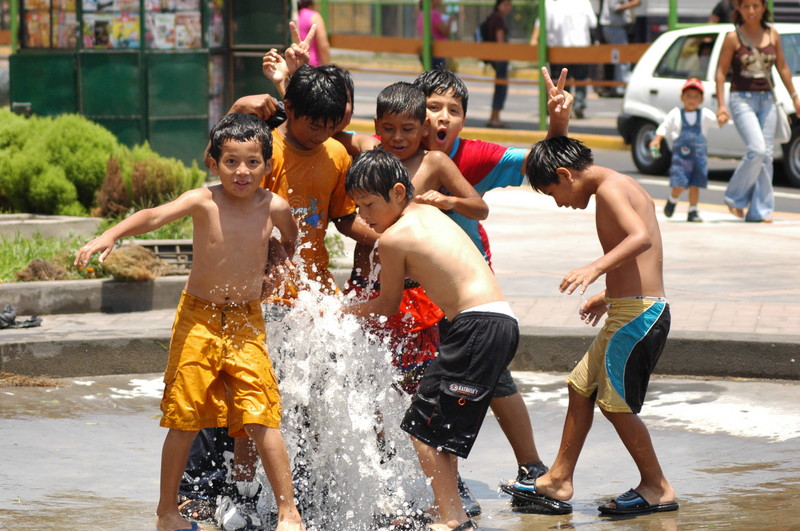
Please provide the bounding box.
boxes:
[460,301,516,319]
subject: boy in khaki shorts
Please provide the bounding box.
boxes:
[74,113,305,531]
[502,136,678,517]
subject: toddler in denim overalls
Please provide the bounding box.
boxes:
[650,78,721,222]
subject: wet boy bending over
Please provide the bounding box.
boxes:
[344,148,518,531]
[503,136,677,517]
[74,113,305,531]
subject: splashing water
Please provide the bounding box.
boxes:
[256,274,432,530]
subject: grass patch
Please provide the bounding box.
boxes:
[0,233,93,282]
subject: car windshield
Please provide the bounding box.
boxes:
[654,34,718,80]
[781,33,800,76]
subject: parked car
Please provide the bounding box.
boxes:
[617,23,800,188]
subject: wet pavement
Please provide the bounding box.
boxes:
[2,372,799,530]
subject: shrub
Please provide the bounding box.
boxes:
[0,111,207,217]
[40,114,120,209]
[0,144,51,212]
[27,165,79,215]
[93,157,130,218]
[102,245,169,281]
[15,258,67,281]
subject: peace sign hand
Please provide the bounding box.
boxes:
[543,66,573,119]
[285,21,314,74]
[542,66,574,137]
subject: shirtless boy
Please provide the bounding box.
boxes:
[74,113,305,531]
[502,136,678,517]
[344,148,519,531]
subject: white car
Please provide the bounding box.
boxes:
[617,23,800,187]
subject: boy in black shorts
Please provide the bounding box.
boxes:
[344,148,519,531]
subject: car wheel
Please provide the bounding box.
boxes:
[780,127,800,188]
[631,120,671,175]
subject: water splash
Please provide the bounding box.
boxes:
[257,279,431,530]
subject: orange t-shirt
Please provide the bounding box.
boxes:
[261,129,354,301]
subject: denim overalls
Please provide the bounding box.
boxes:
[669,109,708,189]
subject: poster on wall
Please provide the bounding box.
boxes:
[145,12,176,48]
[54,12,79,47]
[175,11,201,49]
[24,11,51,47]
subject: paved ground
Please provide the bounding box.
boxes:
[2,184,799,380]
[1,85,799,530]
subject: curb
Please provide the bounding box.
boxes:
[3,325,798,381]
[347,118,626,151]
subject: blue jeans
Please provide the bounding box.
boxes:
[601,25,631,95]
[726,91,777,221]
[490,60,509,111]
[551,63,588,112]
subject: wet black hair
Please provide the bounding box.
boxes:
[733,0,772,28]
[284,64,348,127]
[345,148,415,202]
[208,112,272,163]
[413,69,469,115]
[319,64,355,106]
[525,137,594,192]
[376,82,427,124]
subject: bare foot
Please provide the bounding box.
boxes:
[155,512,195,531]
[530,472,574,501]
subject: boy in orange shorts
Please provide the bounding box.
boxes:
[74,112,305,531]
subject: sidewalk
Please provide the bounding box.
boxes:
[2,186,799,380]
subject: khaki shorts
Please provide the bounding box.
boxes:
[567,297,670,414]
[160,291,282,437]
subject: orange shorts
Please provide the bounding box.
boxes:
[160,291,282,437]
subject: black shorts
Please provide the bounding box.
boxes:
[441,317,518,398]
[400,310,519,458]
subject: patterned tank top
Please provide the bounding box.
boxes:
[731,29,776,92]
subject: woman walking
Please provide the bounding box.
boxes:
[715,0,800,222]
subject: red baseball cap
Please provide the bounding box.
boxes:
[682,78,704,94]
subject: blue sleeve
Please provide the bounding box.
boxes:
[473,147,527,194]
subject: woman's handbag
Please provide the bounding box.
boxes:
[775,101,792,143]
[736,27,793,143]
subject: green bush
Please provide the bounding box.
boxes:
[0,109,207,217]
[27,165,79,215]
[0,144,51,212]
[40,114,120,209]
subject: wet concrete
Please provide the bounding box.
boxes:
[2,372,799,530]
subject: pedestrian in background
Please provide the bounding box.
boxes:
[650,78,721,222]
[598,0,640,96]
[709,0,735,23]
[417,0,454,71]
[484,0,513,128]
[531,0,597,118]
[297,0,330,66]
[715,0,800,222]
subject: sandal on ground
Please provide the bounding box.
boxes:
[499,477,573,515]
[727,205,745,218]
[598,488,679,516]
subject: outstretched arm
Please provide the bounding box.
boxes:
[74,189,202,265]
